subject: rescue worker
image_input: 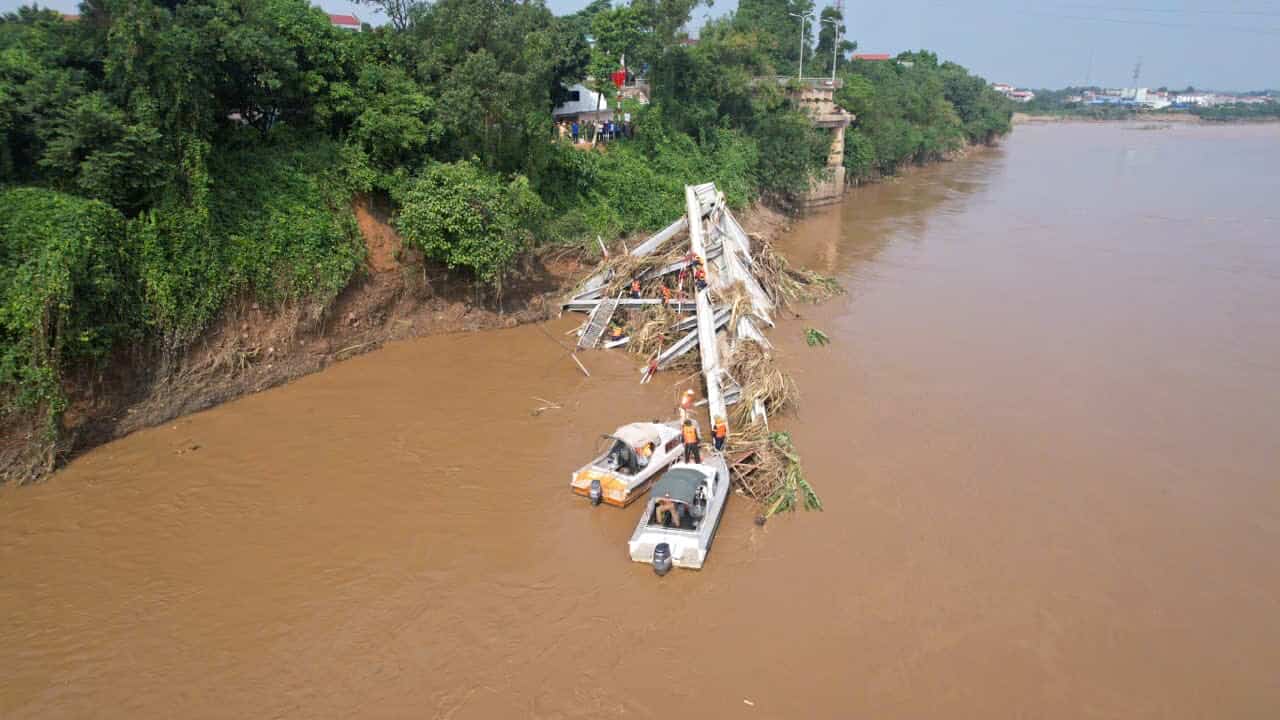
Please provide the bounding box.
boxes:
[630,278,642,299]
[694,265,708,292]
[682,419,701,464]
[660,284,672,305]
[655,492,681,528]
[679,388,697,421]
[713,415,728,452]
[609,322,627,343]
[637,442,654,468]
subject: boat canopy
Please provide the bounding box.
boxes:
[611,422,664,448]
[651,468,705,505]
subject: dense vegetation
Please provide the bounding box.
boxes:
[836,50,1011,177]
[1,0,1007,460]
[1192,102,1280,122]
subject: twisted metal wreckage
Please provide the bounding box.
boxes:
[563,183,828,516]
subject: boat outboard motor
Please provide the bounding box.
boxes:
[652,543,673,576]
[589,478,603,506]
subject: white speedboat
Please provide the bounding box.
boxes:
[627,455,730,574]
[570,421,683,507]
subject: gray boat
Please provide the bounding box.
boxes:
[627,454,730,574]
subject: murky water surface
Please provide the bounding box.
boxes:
[4,123,1279,718]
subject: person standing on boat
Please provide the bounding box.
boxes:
[682,419,701,464]
[713,416,728,452]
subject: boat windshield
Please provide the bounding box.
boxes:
[603,439,639,475]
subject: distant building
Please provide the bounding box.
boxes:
[328,13,361,31]
[1175,93,1213,107]
[853,54,892,62]
[991,83,1014,94]
[552,84,613,123]
[1008,90,1035,103]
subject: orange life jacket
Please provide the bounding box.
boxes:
[682,424,698,444]
[714,420,727,439]
[694,267,706,280]
[661,285,672,300]
[610,325,624,339]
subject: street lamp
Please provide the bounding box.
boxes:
[820,17,841,83]
[787,12,814,81]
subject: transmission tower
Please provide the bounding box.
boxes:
[1132,56,1143,88]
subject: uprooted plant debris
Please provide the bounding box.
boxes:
[569,226,843,518]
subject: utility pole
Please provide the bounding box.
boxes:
[788,12,812,81]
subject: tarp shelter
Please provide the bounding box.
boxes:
[652,468,704,505]
[611,423,663,449]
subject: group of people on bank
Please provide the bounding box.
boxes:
[556,118,634,145]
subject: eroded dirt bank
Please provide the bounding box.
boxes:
[0,195,791,484]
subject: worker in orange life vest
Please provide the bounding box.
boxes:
[681,419,701,464]
[694,265,707,291]
[609,321,627,342]
[660,284,672,305]
[679,388,696,421]
[713,415,728,452]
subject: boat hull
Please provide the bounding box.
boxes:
[570,422,683,507]
[569,478,652,507]
[627,456,730,570]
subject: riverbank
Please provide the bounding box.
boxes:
[0,201,792,485]
[1014,110,1280,125]
[1013,111,1206,125]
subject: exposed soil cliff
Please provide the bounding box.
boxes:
[1,196,791,484]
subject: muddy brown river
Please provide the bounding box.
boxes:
[4,122,1279,718]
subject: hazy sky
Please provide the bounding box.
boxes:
[7,0,1278,90]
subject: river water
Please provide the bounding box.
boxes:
[3,122,1279,718]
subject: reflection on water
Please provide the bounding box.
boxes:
[3,122,1279,718]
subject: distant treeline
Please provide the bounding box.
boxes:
[0,0,1009,449]
[1021,85,1280,122]
[1191,103,1280,122]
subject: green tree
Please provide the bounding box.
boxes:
[732,0,816,76]
[394,161,546,294]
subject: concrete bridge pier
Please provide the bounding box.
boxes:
[787,79,855,208]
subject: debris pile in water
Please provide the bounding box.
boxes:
[563,185,842,519]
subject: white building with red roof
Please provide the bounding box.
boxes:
[328,13,361,31]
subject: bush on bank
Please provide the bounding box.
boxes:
[0,188,134,434]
